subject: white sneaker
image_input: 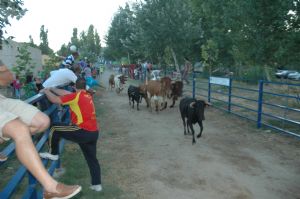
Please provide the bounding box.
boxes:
[90,184,102,192]
[39,152,59,161]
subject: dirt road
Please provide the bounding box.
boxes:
[95,69,300,199]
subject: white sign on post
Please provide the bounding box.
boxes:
[209,77,230,86]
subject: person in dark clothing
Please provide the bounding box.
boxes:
[40,77,102,192]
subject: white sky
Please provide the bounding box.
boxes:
[4,0,131,51]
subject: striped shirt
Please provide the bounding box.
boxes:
[62,54,75,67]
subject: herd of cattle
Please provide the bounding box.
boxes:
[108,73,210,144]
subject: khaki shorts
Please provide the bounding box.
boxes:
[0,96,39,140]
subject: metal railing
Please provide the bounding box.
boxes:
[191,73,300,139]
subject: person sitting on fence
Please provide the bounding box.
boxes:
[0,60,82,199]
[40,77,102,192]
[60,45,79,69]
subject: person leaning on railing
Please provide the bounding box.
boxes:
[0,60,81,199]
[40,77,102,192]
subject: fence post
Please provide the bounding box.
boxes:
[192,70,196,99]
[228,78,232,113]
[257,80,264,128]
[208,77,211,103]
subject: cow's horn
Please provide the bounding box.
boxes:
[189,102,196,108]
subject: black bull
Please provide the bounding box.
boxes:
[179,97,210,144]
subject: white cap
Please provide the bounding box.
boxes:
[70,45,77,53]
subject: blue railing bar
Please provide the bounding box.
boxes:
[0,166,27,199]
[231,103,257,113]
[263,102,300,113]
[22,184,37,199]
[195,81,208,84]
[231,94,258,102]
[25,93,45,104]
[35,130,50,151]
[262,112,300,126]
[228,79,232,112]
[263,81,300,87]
[0,142,15,166]
[210,97,227,104]
[210,90,228,96]
[261,122,300,138]
[263,91,300,100]
[195,87,209,92]
[44,104,57,116]
[195,93,208,99]
[231,86,258,92]
[230,111,257,123]
[211,105,229,112]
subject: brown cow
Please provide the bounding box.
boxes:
[139,83,149,108]
[146,80,169,112]
[160,76,172,99]
[170,81,183,108]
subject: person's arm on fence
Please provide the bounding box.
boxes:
[41,88,63,104]
[49,87,72,96]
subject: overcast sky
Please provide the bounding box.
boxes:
[4,0,131,51]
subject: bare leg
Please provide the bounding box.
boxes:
[29,111,50,135]
[2,119,58,192]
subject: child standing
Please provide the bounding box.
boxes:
[13,75,22,99]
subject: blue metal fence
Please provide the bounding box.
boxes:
[0,93,68,199]
[191,73,300,139]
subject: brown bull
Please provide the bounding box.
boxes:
[170,81,183,108]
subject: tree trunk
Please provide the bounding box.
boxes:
[170,47,179,72]
[127,52,131,64]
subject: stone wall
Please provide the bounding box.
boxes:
[0,40,43,76]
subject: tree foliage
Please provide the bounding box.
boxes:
[104,0,300,79]
[12,43,35,80]
[57,25,101,63]
[0,0,27,49]
[39,25,53,55]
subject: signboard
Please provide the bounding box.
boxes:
[209,77,230,86]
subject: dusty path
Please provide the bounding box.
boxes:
[95,68,300,199]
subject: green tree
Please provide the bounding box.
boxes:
[0,0,27,49]
[201,39,219,76]
[39,25,53,55]
[28,35,38,48]
[43,54,60,75]
[105,4,134,61]
[12,44,35,81]
[57,25,101,63]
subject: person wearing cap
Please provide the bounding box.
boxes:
[60,45,79,69]
[0,60,82,198]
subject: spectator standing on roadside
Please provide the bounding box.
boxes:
[182,57,192,84]
[40,77,102,192]
[12,75,22,99]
